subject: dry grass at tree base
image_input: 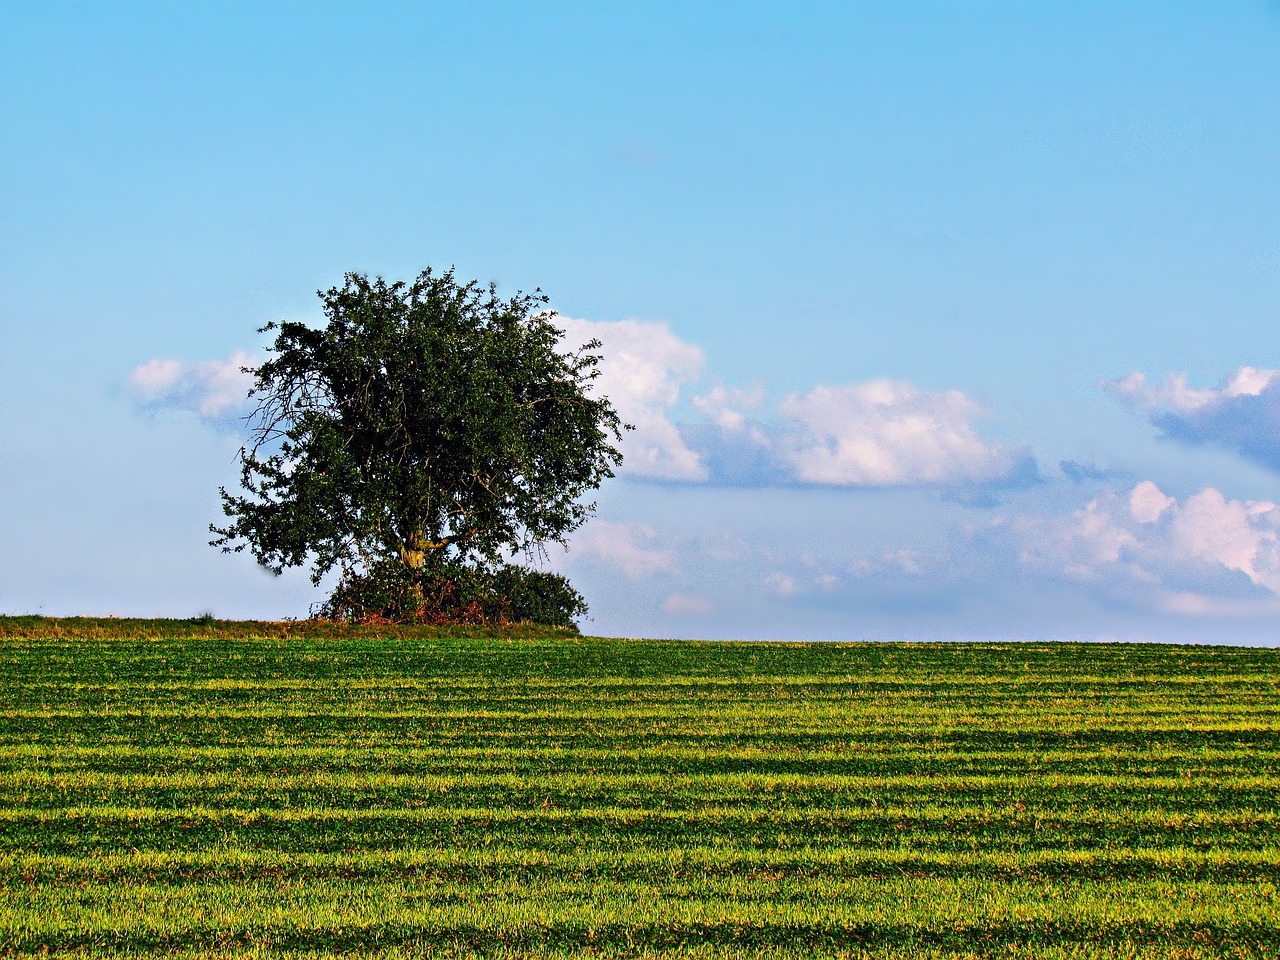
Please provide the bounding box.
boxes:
[0,615,575,642]
[0,618,1276,958]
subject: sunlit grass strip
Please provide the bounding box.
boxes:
[2,878,1276,953]
[6,846,1280,883]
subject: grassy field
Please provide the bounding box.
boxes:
[0,617,1276,958]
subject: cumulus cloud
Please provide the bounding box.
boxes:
[569,520,676,580]
[684,378,1033,492]
[1018,480,1280,609]
[557,317,707,481]
[130,351,257,429]
[776,380,1026,487]
[556,318,1030,491]
[691,383,764,432]
[844,548,938,583]
[1169,488,1280,594]
[1105,366,1280,471]
[661,593,714,616]
[763,572,801,596]
[1129,480,1174,524]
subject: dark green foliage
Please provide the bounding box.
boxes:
[315,558,586,629]
[489,564,588,629]
[210,268,624,625]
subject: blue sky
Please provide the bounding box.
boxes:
[3,2,1279,642]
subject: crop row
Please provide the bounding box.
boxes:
[3,780,1277,819]
[5,844,1280,885]
[2,876,1276,954]
[4,810,1275,858]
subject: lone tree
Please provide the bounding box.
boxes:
[211,268,625,627]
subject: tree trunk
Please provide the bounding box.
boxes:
[400,531,428,570]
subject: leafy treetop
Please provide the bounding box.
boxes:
[211,268,625,586]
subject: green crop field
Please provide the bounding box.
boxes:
[0,617,1276,958]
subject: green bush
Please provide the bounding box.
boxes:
[491,564,588,629]
[316,558,585,630]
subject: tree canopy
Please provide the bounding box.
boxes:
[211,268,625,623]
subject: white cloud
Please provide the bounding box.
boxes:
[557,317,707,481]
[691,383,764,432]
[777,380,1021,487]
[131,358,184,393]
[845,548,935,580]
[1106,367,1277,414]
[1156,592,1279,618]
[1106,366,1280,472]
[1106,371,1216,414]
[1020,481,1280,604]
[886,548,925,575]
[661,593,714,616]
[1018,496,1140,583]
[1171,488,1280,593]
[763,572,800,596]
[130,351,257,427]
[1129,480,1174,524]
[559,318,1028,492]
[552,472,1280,639]
[569,520,676,580]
